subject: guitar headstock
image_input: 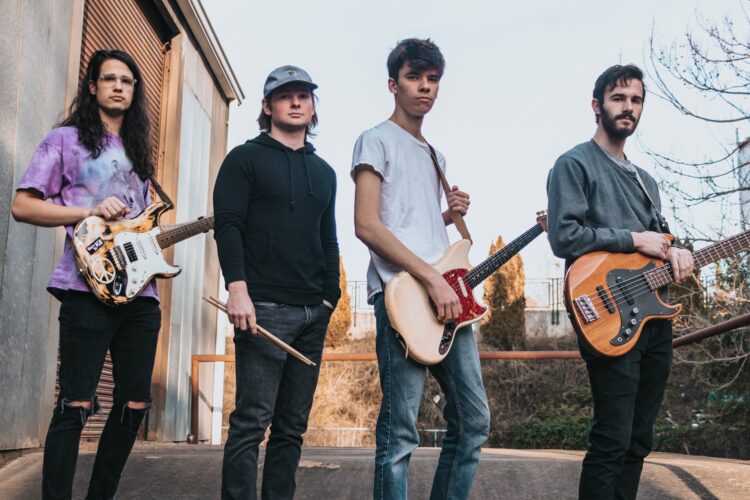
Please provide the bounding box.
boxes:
[536,210,548,232]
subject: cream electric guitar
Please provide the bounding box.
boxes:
[385,212,548,364]
[73,201,213,306]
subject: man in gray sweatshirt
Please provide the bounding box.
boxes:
[547,64,693,500]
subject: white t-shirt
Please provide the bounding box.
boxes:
[351,120,450,303]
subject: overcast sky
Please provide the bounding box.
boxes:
[203,0,748,303]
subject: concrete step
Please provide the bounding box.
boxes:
[1,444,748,499]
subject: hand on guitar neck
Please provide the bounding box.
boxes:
[631,231,694,283]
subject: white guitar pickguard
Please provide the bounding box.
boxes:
[113,228,181,297]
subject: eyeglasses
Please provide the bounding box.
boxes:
[97,74,137,88]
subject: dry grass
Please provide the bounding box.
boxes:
[221,334,380,446]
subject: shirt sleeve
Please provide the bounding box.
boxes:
[213,146,254,285]
[546,155,634,260]
[17,133,65,199]
[351,129,387,181]
[320,170,341,307]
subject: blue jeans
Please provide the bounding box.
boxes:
[372,293,490,500]
[221,301,332,500]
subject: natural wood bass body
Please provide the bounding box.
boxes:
[565,228,750,357]
[72,202,213,306]
[385,240,487,364]
[564,252,680,357]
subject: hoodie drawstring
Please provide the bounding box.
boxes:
[302,152,314,197]
[286,148,315,211]
[285,150,295,210]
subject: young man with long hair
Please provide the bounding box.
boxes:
[352,39,490,499]
[214,65,340,500]
[11,49,161,500]
[546,64,694,500]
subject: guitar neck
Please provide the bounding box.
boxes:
[156,215,215,249]
[465,224,544,288]
[645,229,750,289]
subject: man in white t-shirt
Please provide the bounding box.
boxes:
[352,38,490,499]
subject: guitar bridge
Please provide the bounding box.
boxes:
[574,295,599,324]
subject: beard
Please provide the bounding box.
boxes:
[600,107,639,140]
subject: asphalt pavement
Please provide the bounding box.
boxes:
[1,444,748,499]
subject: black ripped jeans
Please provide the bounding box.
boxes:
[42,291,161,500]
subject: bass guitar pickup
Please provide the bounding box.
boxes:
[573,295,599,324]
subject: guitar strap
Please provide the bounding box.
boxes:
[149,174,174,208]
[426,144,472,243]
[632,169,671,235]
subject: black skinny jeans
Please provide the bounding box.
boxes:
[578,319,673,500]
[43,291,160,500]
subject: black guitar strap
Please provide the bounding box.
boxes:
[149,174,174,208]
[632,169,671,235]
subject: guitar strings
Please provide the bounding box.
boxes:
[575,231,749,314]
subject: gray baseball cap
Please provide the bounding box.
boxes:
[263,65,318,98]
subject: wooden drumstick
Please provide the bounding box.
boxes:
[203,296,316,366]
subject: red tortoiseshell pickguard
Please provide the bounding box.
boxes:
[442,268,487,323]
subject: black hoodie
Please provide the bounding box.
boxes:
[213,133,340,307]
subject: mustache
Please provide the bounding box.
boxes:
[616,112,636,121]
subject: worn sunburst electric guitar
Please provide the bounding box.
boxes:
[73,201,213,306]
[565,229,750,357]
[385,212,548,364]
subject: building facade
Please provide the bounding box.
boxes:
[0,0,243,449]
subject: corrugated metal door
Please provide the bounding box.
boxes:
[54,0,169,439]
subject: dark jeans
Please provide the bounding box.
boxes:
[42,291,161,500]
[221,301,332,500]
[372,293,490,500]
[578,319,672,500]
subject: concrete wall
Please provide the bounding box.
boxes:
[525,310,574,338]
[0,0,84,450]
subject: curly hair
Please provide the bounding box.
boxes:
[60,49,154,179]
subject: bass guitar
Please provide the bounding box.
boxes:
[385,212,548,364]
[565,229,750,357]
[73,201,213,306]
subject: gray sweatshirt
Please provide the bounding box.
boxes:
[546,139,664,267]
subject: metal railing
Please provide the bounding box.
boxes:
[188,312,750,444]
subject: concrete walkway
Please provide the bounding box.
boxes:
[1,443,748,499]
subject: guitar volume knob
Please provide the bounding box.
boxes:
[630,318,637,326]
[631,307,639,315]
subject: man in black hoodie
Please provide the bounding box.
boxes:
[214,65,340,500]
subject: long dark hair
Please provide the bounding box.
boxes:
[61,50,154,179]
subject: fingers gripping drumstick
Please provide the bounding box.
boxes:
[203,296,316,366]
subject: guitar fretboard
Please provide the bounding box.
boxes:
[645,229,750,289]
[465,224,544,288]
[156,215,215,249]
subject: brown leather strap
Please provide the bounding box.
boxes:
[427,144,472,242]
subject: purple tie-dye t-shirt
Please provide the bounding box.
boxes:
[18,126,158,301]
